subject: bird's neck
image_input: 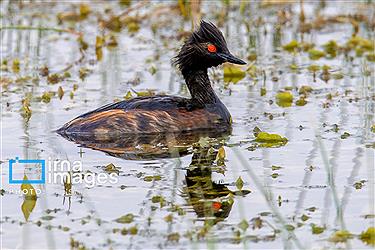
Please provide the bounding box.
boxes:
[182,69,219,105]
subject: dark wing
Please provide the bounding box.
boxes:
[77,95,191,119]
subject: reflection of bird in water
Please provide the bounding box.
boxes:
[58,130,230,160]
[182,146,251,223]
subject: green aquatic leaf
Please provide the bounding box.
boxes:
[12,59,20,73]
[235,176,244,191]
[308,49,325,60]
[41,215,55,221]
[41,92,53,103]
[296,96,307,106]
[285,224,295,231]
[115,213,134,224]
[57,86,64,99]
[238,219,249,231]
[129,226,138,235]
[282,40,299,53]
[299,85,313,95]
[276,91,293,107]
[329,230,353,243]
[224,64,246,83]
[340,132,350,139]
[104,163,120,174]
[21,176,37,221]
[311,223,325,234]
[360,227,375,246]
[143,175,161,182]
[323,40,338,58]
[216,146,226,161]
[255,132,288,148]
[301,214,310,222]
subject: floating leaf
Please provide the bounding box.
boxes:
[124,91,133,100]
[308,64,320,73]
[235,176,244,191]
[332,73,344,80]
[329,230,353,243]
[224,64,246,83]
[238,219,249,231]
[276,91,293,107]
[216,146,226,161]
[79,3,91,18]
[301,214,310,221]
[77,36,88,51]
[285,224,295,231]
[104,163,120,174]
[79,68,91,80]
[260,87,266,96]
[41,215,55,221]
[323,40,338,58]
[296,97,307,106]
[115,213,134,224]
[143,175,161,182]
[41,92,53,103]
[271,165,282,170]
[282,40,299,53]
[21,175,37,221]
[255,132,288,148]
[149,65,157,75]
[164,214,173,222]
[360,227,375,246]
[129,226,138,235]
[47,73,62,84]
[308,49,325,60]
[311,223,325,234]
[95,36,104,61]
[12,59,20,73]
[371,125,375,133]
[135,90,155,97]
[340,132,350,139]
[58,86,64,99]
[299,85,313,95]
[21,98,32,120]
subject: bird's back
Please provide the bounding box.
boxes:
[57,95,231,136]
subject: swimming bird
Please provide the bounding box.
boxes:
[57,20,246,137]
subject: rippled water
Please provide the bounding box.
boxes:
[1,1,374,249]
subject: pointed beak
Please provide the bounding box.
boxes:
[218,53,246,65]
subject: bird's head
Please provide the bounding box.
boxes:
[175,20,246,74]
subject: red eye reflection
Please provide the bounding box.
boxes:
[212,202,221,211]
[207,44,217,53]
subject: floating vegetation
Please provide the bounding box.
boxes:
[223,64,246,83]
[276,91,293,107]
[254,131,288,148]
[115,213,135,224]
[360,227,375,246]
[21,176,37,221]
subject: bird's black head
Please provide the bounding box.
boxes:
[175,20,246,75]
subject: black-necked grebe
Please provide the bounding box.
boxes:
[57,20,246,136]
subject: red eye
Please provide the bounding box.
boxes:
[207,44,217,53]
